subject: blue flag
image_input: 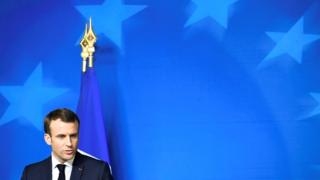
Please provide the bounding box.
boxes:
[77,67,110,163]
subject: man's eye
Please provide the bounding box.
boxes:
[71,134,78,138]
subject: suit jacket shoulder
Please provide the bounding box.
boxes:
[21,157,51,180]
[70,152,113,180]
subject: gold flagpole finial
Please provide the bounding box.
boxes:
[89,17,93,32]
[87,17,97,69]
[80,17,97,72]
[80,23,89,72]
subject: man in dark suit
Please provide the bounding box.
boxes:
[21,108,113,180]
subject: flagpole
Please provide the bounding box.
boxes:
[80,17,97,72]
[77,18,110,163]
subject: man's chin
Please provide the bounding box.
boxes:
[62,152,75,160]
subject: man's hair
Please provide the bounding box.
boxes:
[44,108,80,135]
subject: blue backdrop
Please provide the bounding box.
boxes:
[1,0,320,179]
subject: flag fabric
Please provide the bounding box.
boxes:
[76,67,110,163]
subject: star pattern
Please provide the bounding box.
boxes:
[0,63,68,130]
[1,0,320,179]
[76,0,147,48]
[301,93,320,120]
[258,17,320,68]
[185,0,238,28]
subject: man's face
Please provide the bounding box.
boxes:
[44,118,79,163]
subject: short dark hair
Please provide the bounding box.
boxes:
[44,108,80,135]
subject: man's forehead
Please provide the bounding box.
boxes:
[49,118,78,133]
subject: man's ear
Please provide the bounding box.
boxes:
[44,133,52,145]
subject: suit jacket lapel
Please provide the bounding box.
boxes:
[70,152,84,180]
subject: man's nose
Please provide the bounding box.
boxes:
[66,136,72,146]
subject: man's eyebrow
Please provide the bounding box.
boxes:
[55,134,66,137]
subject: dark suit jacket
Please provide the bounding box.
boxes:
[21,152,113,180]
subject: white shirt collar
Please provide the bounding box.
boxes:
[51,152,75,170]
